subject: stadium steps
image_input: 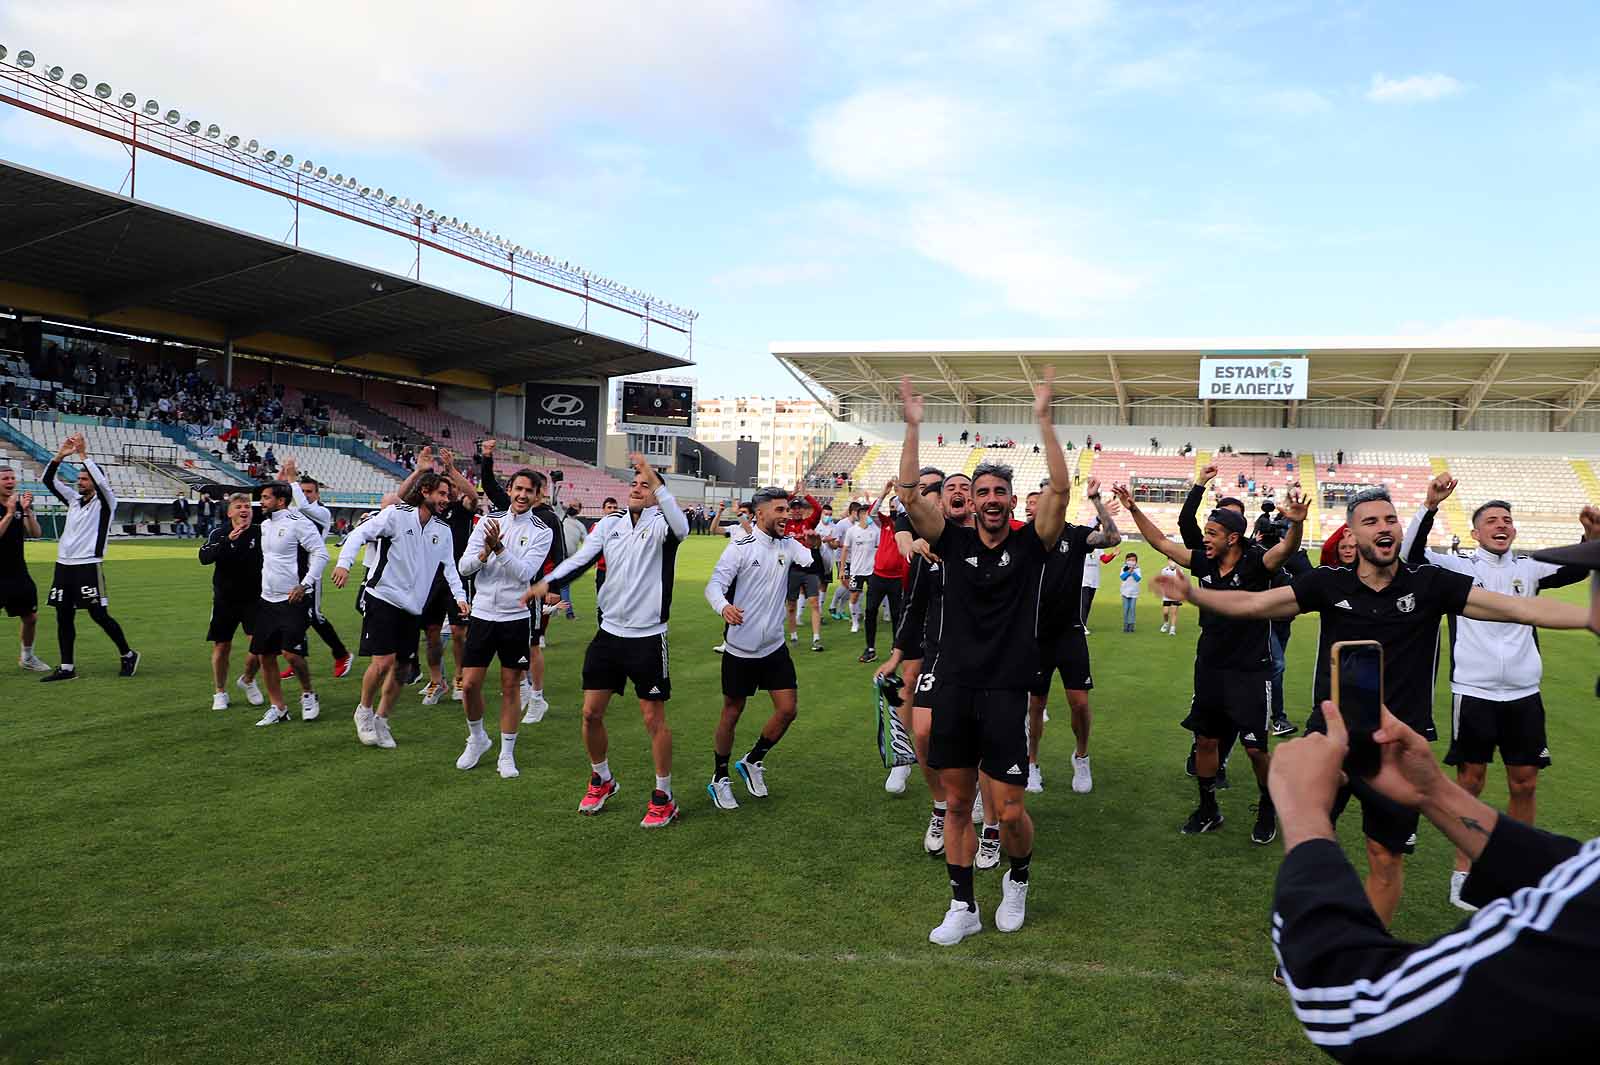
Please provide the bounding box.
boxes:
[1570,459,1600,506]
[320,393,427,448]
[963,448,987,476]
[1430,457,1474,548]
[1298,454,1324,538]
[1077,448,1095,482]
[1193,449,1212,479]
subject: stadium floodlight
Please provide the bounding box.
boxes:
[141,99,158,115]
[16,51,34,69]
[184,120,201,135]
[164,109,180,124]
[374,187,384,199]
[95,82,113,100]
[262,149,277,163]
[346,177,358,190]
[120,92,139,109]
[315,166,328,180]
[225,134,240,149]
[400,197,411,209]
[46,65,63,82]
[0,46,7,63]
[205,124,221,139]
[332,172,343,184]
[299,159,313,174]
[69,73,87,90]
[358,185,370,197]
[244,139,259,154]
[280,153,294,167]
[425,209,436,220]
[386,195,398,206]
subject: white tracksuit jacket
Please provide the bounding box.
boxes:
[705,528,815,658]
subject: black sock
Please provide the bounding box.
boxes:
[747,734,777,764]
[714,753,730,781]
[1259,786,1274,810]
[1198,775,1219,812]
[56,608,76,666]
[1009,851,1032,885]
[947,863,976,910]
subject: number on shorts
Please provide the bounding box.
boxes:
[917,672,936,693]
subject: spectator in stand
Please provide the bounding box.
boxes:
[1336,448,1344,465]
[960,431,969,445]
[1150,437,1160,449]
[937,433,944,447]
[172,492,192,537]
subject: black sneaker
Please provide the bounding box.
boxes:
[1184,747,1197,778]
[812,639,824,652]
[1272,964,1286,987]
[1250,802,1278,845]
[1271,716,1298,738]
[119,650,141,677]
[1215,765,1230,790]
[41,667,78,683]
[1180,806,1224,835]
[858,648,877,664]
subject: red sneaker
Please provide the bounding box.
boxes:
[279,665,295,680]
[332,654,352,679]
[640,791,679,829]
[578,774,619,815]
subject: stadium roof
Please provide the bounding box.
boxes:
[0,160,689,391]
[773,336,1600,429]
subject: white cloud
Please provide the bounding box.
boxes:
[905,189,1140,318]
[1365,73,1464,104]
[0,1,797,165]
[1258,87,1332,116]
[807,85,1000,188]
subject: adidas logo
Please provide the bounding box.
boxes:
[647,686,662,695]
[966,556,979,567]
[1333,599,1353,610]
[1007,763,1022,774]
[1243,733,1257,742]
[1405,833,1418,847]
[1540,747,1551,759]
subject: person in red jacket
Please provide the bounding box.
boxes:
[782,488,825,648]
[861,480,908,663]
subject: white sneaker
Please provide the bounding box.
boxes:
[521,692,549,725]
[1082,627,1091,636]
[995,871,1029,933]
[236,675,264,706]
[735,758,768,798]
[420,683,442,706]
[301,693,320,722]
[1449,870,1479,912]
[1072,754,1093,794]
[19,652,51,672]
[923,811,946,854]
[707,777,739,810]
[850,620,859,634]
[1026,764,1044,794]
[713,642,726,654]
[452,686,465,703]
[211,692,230,711]
[1159,623,1169,634]
[456,732,493,770]
[1169,628,1178,637]
[885,764,911,794]
[971,792,985,824]
[790,630,798,643]
[976,833,1001,870]
[497,756,520,779]
[372,714,397,749]
[354,706,378,746]
[255,705,291,727]
[928,900,983,946]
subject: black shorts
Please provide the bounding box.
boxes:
[420,574,466,628]
[359,593,423,658]
[928,683,1030,786]
[207,595,259,643]
[46,562,107,609]
[581,629,670,701]
[462,615,533,670]
[1332,776,1420,856]
[721,645,798,698]
[1030,628,1093,696]
[1445,693,1550,768]
[909,649,945,709]
[0,575,38,617]
[250,598,310,657]
[787,569,821,600]
[850,574,869,593]
[1182,666,1275,751]
[531,605,548,648]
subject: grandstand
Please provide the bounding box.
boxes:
[9,418,241,501]
[781,337,1600,548]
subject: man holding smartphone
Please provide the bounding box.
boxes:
[1156,486,1596,927]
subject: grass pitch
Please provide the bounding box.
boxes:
[5,536,1599,1064]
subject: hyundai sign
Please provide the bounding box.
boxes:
[524,382,600,464]
[1199,356,1308,400]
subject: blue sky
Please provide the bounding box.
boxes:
[4,1,1600,398]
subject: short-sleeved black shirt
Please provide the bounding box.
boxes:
[439,500,476,558]
[931,521,1049,688]
[1292,562,1474,733]
[1038,523,1094,635]
[0,504,27,579]
[1191,543,1277,673]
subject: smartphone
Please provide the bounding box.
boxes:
[1332,640,1383,777]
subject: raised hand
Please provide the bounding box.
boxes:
[1425,472,1457,509]
[18,491,33,512]
[1032,366,1056,421]
[418,444,435,468]
[900,375,925,426]
[1580,505,1600,541]
[280,457,298,481]
[1279,488,1309,523]
[481,438,497,457]
[629,452,661,487]
[1111,483,1135,511]
[1154,568,1192,603]
[1086,477,1102,499]
[440,448,456,469]
[1198,463,1219,486]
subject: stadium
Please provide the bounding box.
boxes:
[6,32,1600,1065]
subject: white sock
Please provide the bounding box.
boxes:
[531,688,543,700]
[60,662,74,672]
[500,732,517,757]
[21,644,32,656]
[592,760,612,782]
[358,703,373,715]
[468,718,488,741]
[655,774,672,798]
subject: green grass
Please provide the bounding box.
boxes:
[5,537,1600,1064]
